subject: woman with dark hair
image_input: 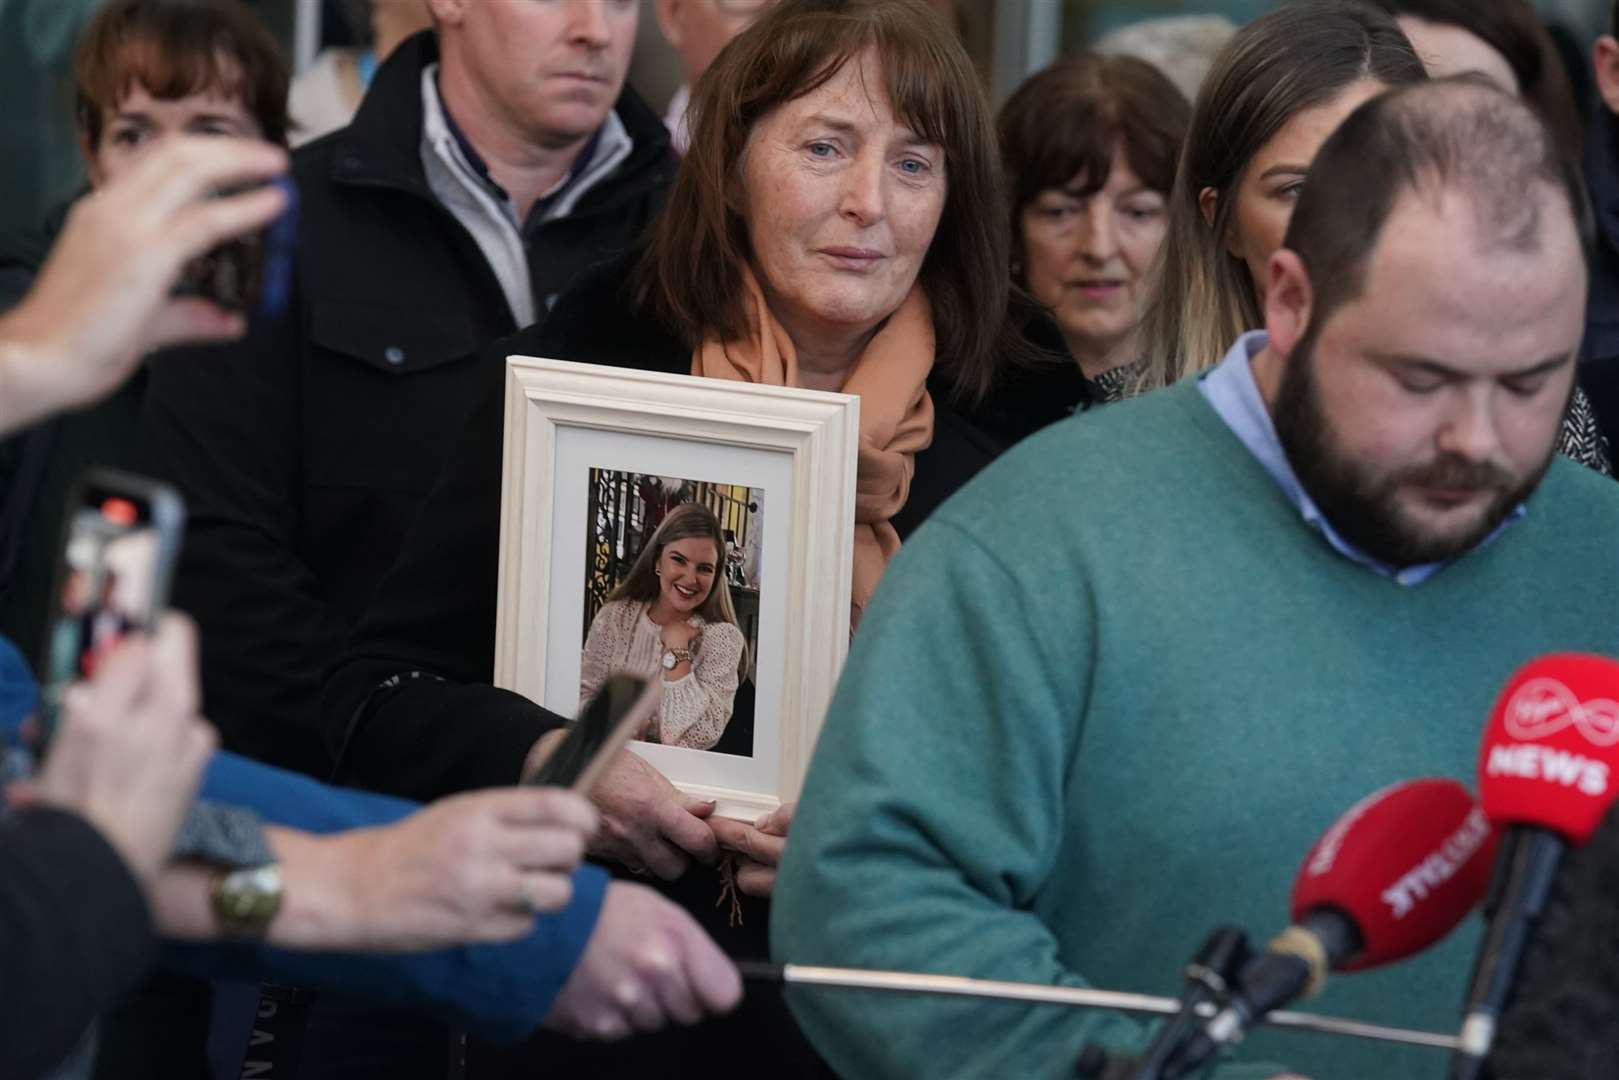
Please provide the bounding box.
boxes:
[1130,0,1610,473]
[580,504,747,751]
[1371,0,1586,166]
[321,0,1007,1072]
[994,53,1189,420]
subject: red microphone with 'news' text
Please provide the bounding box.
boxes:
[1452,653,1619,1080]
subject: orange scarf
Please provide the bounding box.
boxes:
[692,269,935,626]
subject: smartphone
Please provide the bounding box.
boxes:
[172,175,298,321]
[527,674,662,792]
[36,470,186,751]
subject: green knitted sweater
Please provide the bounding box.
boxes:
[773,377,1619,1079]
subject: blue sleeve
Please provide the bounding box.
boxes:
[163,751,606,1042]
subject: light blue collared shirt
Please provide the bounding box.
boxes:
[1196,331,1525,587]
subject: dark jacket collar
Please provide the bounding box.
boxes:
[327,30,673,211]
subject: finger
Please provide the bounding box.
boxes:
[683,797,718,820]
[126,137,288,222]
[71,635,152,723]
[671,913,743,1014]
[615,967,670,1034]
[734,861,777,899]
[658,801,720,865]
[632,835,692,881]
[145,299,249,352]
[757,801,795,835]
[586,1010,631,1042]
[494,788,599,835]
[708,818,785,866]
[511,870,574,916]
[147,614,201,718]
[498,825,587,873]
[645,938,704,1026]
[167,186,289,277]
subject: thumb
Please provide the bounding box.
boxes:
[756,800,795,835]
[683,797,718,820]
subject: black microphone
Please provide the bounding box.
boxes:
[1450,655,1619,1080]
[1133,927,1251,1079]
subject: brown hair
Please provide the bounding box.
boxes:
[75,0,290,149]
[635,0,1012,407]
[1370,0,1584,167]
[1133,0,1426,395]
[1287,77,1590,332]
[609,503,748,679]
[999,53,1190,280]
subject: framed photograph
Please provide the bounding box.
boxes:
[494,356,859,820]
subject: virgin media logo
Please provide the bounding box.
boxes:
[1503,678,1619,748]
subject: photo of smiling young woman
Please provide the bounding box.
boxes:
[579,470,760,757]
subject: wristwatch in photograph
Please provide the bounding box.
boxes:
[661,647,694,670]
[210,863,283,939]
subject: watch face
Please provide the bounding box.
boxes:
[662,650,676,670]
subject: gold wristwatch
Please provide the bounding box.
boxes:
[210,864,283,939]
[661,647,694,670]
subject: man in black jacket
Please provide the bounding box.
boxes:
[141,4,675,778]
[1581,4,1619,451]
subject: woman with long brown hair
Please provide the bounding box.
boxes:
[580,503,747,750]
[322,1,1009,1073]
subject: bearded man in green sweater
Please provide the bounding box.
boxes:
[773,79,1619,1080]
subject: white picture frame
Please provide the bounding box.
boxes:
[493,356,859,821]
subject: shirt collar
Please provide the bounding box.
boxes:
[424,65,624,231]
[1197,330,1527,586]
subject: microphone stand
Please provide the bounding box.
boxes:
[1126,926,1251,1080]
[740,962,1458,1054]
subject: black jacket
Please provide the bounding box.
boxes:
[1487,803,1619,1079]
[323,260,685,799]
[0,808,156,1080]
[895,314,1095,537]
[140,32,676,776]
[1582,105,1619,451]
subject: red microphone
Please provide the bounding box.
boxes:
[1451,653,1619,1080]
[1170,779,1494,1076]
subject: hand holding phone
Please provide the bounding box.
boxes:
[37,470,185,755]
[525,675,661,793]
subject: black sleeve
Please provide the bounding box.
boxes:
[140,283,347,776]
[0,807,155,1078]
[322,334,566,802]
[1486,808,1619,1080]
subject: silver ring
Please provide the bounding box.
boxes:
[626,863,649,877]
[514,878,539,913]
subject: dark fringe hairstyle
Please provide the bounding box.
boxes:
[998,52,1190,277]
[75,0,290,148]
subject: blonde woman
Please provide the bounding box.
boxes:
[580,503,747,751]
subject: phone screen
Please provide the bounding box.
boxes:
[528,674,655,790]
[37,474,183,750]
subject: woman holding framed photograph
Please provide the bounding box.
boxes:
[324,0,1012,1073]
[580,503,747,752]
